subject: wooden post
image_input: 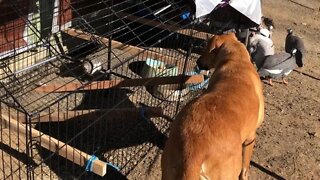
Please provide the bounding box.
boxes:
[64,28,178,64]
[1,114,107,177]
[2,107,164,124]
[34,74,204,92]
[116,12,213,40]
[33,107,164,123]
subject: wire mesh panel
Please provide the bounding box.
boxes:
[0,0,212,179]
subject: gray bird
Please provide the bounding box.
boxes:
[249,32,275,69]
[285,28,306,65]
[258,49,303,85]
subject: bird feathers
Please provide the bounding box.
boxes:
[285,29,306,66]
[258,53,297,78]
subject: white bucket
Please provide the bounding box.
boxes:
[141,58,178,78]
[141,58,189,102]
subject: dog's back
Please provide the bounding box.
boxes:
[161,34,264,180]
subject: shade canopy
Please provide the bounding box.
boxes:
[195,0,262,25]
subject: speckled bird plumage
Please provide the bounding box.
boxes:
[258,52,298,79]
[285,29,306,65]
[249,32,275,69]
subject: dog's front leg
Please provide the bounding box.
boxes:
[240,136,256,180]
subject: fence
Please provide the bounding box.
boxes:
[0,0,211,179]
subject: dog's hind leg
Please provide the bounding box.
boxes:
[240,134,256,180]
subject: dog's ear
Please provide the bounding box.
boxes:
[207,34,234,53]
[211,42,234,68]
[207,35,220,52]
[208,45,220,56]
[207,44,224,68]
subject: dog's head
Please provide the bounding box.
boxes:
[197,33,238,70]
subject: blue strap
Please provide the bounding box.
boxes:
[139,106,151,123]
[86,155,121,172]
[107,162,120,171]
[180,11,190,20]
[194,65,201,74]
[85,155,98,172]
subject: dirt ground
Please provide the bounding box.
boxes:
[129,0,320,179]
[249,0,320,179]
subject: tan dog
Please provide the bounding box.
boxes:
[161,33,264,180]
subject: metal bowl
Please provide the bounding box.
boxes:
[152,84,189,102]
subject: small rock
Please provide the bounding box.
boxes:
[35,81,46,87]
[301,22,307,26]
[307,131,316,137]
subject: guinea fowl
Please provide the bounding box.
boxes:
[249,30,275,69]
[258,49,303,86]
[285,28,306,65]
[262,16,275,30]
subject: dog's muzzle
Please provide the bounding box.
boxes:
[196,57,209,70]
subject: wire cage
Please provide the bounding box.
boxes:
[0,0,212,179]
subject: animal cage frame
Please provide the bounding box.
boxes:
[0,0,214,179]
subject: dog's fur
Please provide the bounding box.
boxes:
[161,33,264,180]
